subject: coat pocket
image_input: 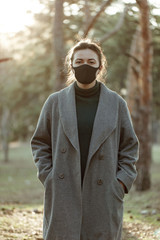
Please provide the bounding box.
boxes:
[43,169,53,230]
[112,178,125,201]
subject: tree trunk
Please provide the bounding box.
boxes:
[127,0,152,191]
[1,107,10,163]
[53,0,66,91]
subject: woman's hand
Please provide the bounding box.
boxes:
[118,180,126,191]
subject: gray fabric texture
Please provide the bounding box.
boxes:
[31,82,139,240]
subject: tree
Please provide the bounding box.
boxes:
[53,0,66,90]
[83,0,114,37]
[52,0,127,90]
[151,12,160,144]
[0,106,10,163]
[0,55,13,162]
[1,0,159,167]
[127,0,153,190]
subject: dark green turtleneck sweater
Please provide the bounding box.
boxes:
[74,81,100,184]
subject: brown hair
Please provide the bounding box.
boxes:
[65,38,107,86]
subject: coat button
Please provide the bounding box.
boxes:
[59,173,64,179]
[99,154,104,160]
[97,179,103,185]
[61,148,67,153]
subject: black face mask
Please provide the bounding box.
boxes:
[73,64,99,84]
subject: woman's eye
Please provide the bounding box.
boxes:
[75,60,82,64]
[89,61,95,64]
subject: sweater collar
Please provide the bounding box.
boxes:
[74,81,100,97]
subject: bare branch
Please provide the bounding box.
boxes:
[99,6,128,43]
[0,58,12,63]
[132,66,140,79]
[84,0,92,26]
[83,0,114,38]
[125,52,141,64]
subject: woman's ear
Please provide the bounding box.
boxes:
[99,65,102,72]
[97,65,102,75]
[71,64,75,74]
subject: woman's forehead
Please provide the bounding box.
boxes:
[73,49,99,61]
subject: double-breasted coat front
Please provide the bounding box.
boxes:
[31,82,139,240]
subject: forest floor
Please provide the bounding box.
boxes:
[0,203,160,240]
[0,142,160,240]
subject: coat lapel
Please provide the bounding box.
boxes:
[58,82,119,171]
[86,83,119,168]
[58,82,80,155]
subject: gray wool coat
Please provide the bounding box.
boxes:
[31,81,139,240]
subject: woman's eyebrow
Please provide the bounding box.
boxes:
[75,58,96,61]
[74,58,97,63]
[88,58,96,61]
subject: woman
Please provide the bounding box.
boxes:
[31,39,139,240]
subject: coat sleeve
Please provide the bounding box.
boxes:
[30,96,52,185]
[117,99,139,193]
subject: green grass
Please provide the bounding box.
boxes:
[123,144,160,229]
[152,144,160,164]
[0,142,43,204]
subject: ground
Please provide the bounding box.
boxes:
[0,205,160,240]
[0,142,160,240]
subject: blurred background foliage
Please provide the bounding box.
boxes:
[0,0,160,149]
